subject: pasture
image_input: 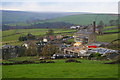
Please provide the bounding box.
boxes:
[104,29,119,33]
[4,14,118,27]
[2,29,76,45]
[68,33,119,43]
[96,33,118,42]
[1,26,119,46]
[46,14,117,25]
[2,59,118,78]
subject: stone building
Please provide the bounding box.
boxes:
[2,45,19,59]
[74,29,96,44]
[63,46,90,57]
[74,21,97,45]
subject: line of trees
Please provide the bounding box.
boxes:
[2,22,74,31]
[97,19,119,35]
[109,19,119,26]
[97,20,104,35]
[18,33,36,41]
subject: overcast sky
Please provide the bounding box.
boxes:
[1,0,120,13]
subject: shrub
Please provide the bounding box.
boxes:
[88,53,102,60]
[65,59,81,63]
[46,61,55,63]
[39,60,55,63]
[19,36,27,41]
[40,61,46,63]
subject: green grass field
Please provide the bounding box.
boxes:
[2,28,119,46]
[46,14,117,25]
[2,29,76,45]
[68,33,119,43]
[103,26,119,33]
[103,26,117,29]
[2,59,118,78]
[104,29,119,33]
[96,33,118,42]
[7,14,118,26]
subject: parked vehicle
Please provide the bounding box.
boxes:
[51,54,77,59]
[39,57,45,60]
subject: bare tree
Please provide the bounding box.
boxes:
[41,44,59,57]
[24,41,38,56]
[98,21,104,35]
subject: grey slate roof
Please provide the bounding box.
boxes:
[88,42,109,46]
[76,30,93,34]
[2,45,14,48]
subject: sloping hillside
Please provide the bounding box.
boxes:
[2,10,118,30]
[2,10,85,24]
[46,14,118,25]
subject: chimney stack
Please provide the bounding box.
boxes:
[93,21,96,42]
[93,21,96,33]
